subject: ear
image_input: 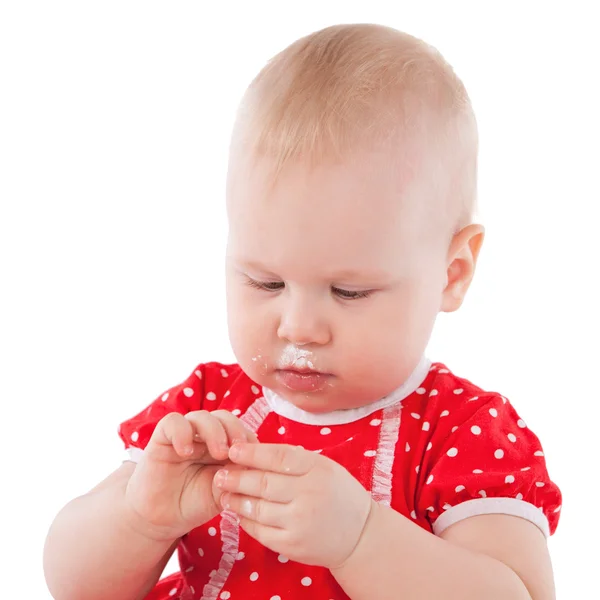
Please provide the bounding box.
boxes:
[440,224,485,313]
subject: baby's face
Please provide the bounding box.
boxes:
[226,152,449,412]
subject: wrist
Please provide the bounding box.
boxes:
[120,485,182,545]
[330,498,380,574]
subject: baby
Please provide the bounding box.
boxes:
[44,23,561,600]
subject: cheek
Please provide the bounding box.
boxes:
[226,290,273,376]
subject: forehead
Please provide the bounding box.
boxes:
[227,154,438,277]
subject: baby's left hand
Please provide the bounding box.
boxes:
[213,443,373,569]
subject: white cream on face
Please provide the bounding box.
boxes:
[278,343,315,370]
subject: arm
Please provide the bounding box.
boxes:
[331,502,555,600]
[43,461,179,600]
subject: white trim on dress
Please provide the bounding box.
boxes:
[432,497,551,538]
[262,356,432,426]
[200,395,272,600]
[371,402,402,506]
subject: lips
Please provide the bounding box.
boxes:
[275,368,332,392]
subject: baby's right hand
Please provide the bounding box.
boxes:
[124,410,257,542]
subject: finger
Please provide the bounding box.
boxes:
[210,410,259,446]
[238,515,287,550]
[214,468,294,503]
[152,412,195,458]
[229,443,316,475]
[221,492,287,528]
[184,411,229,460]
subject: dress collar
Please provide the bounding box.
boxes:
[261,356,432,426]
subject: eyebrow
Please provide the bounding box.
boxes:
[232,259,392,282]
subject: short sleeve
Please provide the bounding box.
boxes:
[117,362,235,463]
[416,394,562,538]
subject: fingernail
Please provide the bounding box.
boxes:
[229,444,241,460]
[215,469,228,487]
[220,493,230,509]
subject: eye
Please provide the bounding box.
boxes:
[332,287,372,300]
[245,277,285,292]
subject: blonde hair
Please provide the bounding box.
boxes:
[228,23,479,231]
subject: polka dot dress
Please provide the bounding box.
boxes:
[118,360,561,600]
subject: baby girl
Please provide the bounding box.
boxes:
[44,23,561,600]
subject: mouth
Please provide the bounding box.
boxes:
[275,368,332,392]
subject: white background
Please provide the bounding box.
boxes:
[1,1,598,597]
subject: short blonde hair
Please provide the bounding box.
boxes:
[229,23,479,231]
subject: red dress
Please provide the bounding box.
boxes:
[118,357,562,600]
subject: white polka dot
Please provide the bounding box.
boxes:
[429,389,439,397]
[410,510,417,519]
[535,482,545,487]
[232,409,241,416]
[554,505,562,513]
[426,474,434,485]
[346,437,354,442]
[440,410,449,417]
[169,588,178,597]
[489,408,498,417]
[208,527,217,536]
[278,426,285,435]
[479,490,487,498]
[195,370,202,379]
[507,433,517,443]
[426,441,433,451]
[313,449,322,453]
[183,387,194,397]
[416,387,426,395]
[190,587,195,595]
[221,369,229,378]
[185,566,194,573]
[452,426,459,433]
[521,466,531,471]
[415,465,420,474]
[455,485,465,493]
[405,442,410,452]
[250,572,259,581]
[439,368,449,373]
[251,385,260,394]
[220,593,230,600]
[453,388,464,395]
[501,396,508,404]
[161,392,169,401]
[517,419,527,428]
[197,547,204,557]
[320,427,332,435]
[271,597,281,600]
[471,425,481,435]
[278,554,289,563]
[447,447,458,457]
[131,431,139,442]
[411,413,421,420]
[364,450,377,457]
[494,449,504,459]
[206,392,217,401]
[236,551,245,560]
[301,577,312,586]
[505,475,515,484]
[468,396,479,402]
[370,418,382,426]
[534,451,544,457]
[516,493,524,500]
[422,421,430,431]
[473,469,483,474]
[426,506,435,512]
[443,503,452,510]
